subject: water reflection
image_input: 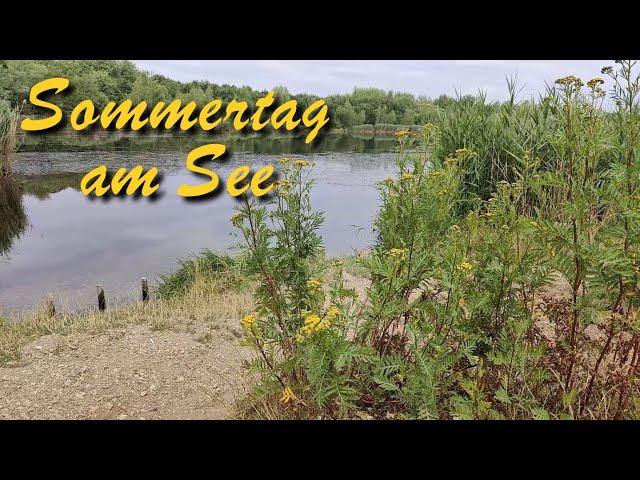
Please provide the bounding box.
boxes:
[1,146,397,315]
[0,176,27,257]
[24,133,399,157]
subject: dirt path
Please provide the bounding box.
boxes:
[0,323,251,419]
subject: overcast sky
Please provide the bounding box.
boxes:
[133,60,612,101]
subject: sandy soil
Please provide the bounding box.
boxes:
[0,271,370,420]
[0,323,250,420]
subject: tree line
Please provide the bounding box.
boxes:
[0,60,488,132]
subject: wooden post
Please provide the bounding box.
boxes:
[45,294,55,317]
[97,285,106,311]
[141,277,149,303]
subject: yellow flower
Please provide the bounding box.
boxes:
[299,311,332,336]
[423,123,437,133]
[530,221,539,228]
[401,172,416,181]
[241,314,257,330]
[279,157,291,164]
[301,313,321,334]
[455,148,475,158]
[587,77,605,89]
[306,278,322,290]
[386,248,408,259]
[280,386,297,404]
[231,212,244,226]
[451,224,461,232]
[326,305,341,319]
[429,170,443,178]
[304,313,321,326]
[444,157,457,165]
[316,319,331,332]
[555,75,583,88]
[458,259,475,272]
[381,177,395,186]
[293,159,310,167]
[273,179,290,188]
[395,129,410,138]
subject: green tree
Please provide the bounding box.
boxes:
[131,74,170,105]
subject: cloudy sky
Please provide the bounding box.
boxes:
[134,60,612,101]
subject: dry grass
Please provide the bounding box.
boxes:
[0,104,20,175]
[0,273,254,367]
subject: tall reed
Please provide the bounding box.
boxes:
[0,102,21,177]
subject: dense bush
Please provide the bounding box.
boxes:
[235,62,640,419]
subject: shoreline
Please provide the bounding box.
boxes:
[16,129,406,153]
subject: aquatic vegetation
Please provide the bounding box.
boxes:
[156,250,235,300]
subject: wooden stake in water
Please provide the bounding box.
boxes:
[141,277,149,303]
[45,294,56,317]
[97,285,106,311]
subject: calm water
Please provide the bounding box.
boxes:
[0,139,396,315]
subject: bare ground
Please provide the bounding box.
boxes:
[0,269,369,420]
[0,322,251,420]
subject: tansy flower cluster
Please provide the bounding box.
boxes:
[293,159,310,167]
[386,247,408,259]
[241,314,258,330]
[555,75,584,88]
[306,278,322,290]
[423,123,437,134]
[273,179,291,192]
[326,305,341,319]
[231,212,244,226]
[395,129,411,138]
[587,77,605,89]
[381,177,395,186]
[458,259,475,272]
[401,172,416,181]
[279,157,291,164]
[296,312,333,342]
[280,386,297,404]
[455,148,475,158]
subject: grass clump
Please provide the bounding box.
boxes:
[0,263,253,367]
[156,250,236,300]
[0,100,21,175]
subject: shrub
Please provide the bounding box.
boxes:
[236,62,640,419]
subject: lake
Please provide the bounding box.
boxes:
[0,137,397,315]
